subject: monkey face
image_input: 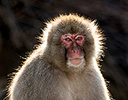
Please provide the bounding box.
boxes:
[61,33,86,68]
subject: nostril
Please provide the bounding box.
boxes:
[71,49,75,53]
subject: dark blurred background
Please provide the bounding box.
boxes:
[0,0,128,100]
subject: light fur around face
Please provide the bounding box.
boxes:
[8,14,111,100]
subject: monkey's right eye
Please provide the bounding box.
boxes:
[65,38,72,42]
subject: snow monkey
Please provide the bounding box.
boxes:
[8,14,111,100]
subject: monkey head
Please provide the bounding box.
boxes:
[42,14,104,72]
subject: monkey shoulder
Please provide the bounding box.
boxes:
[82,67,110,100]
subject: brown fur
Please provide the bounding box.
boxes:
[8,14,110,100]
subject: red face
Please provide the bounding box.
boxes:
[61,33,85,66]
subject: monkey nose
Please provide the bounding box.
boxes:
[72,48,79,53]
[71,43,79,53]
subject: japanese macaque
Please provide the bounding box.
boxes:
[8,14,111,100]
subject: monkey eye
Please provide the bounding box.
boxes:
[75,34,85,41]
[65,38,72,42]
[76,37,83,40]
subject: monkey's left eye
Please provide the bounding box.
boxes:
[76,37,83,41]
[65,38,71,42]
